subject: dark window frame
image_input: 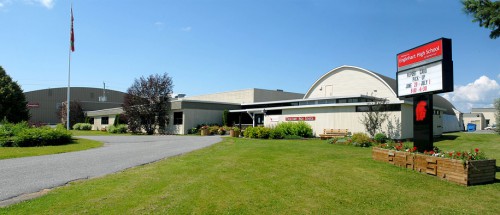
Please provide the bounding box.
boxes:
[173,112,183,125]
[101,117,109,125]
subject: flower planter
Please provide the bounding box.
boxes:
[200,128,209,136]
[372,147,497,186]
[229,130,240,137]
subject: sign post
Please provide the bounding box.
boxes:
[396,38,453,152]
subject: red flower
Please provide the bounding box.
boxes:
[457,152,461,157]
[475,148,479,153]
[429,150,435,155]
[413,147,417,152]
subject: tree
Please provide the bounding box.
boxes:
[0,66,30,123]
[123,73,173,135]
[359,99,389,137]
[463,0,500,39]
[56,100,85,129]
[495,98,500,134]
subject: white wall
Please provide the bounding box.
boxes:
[305,67,398,101]
[264,106,407,138]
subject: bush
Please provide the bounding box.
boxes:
[294,121,314,138]
[374,133,388,143]
[243,127,257,138]
[208,126,220,135]
[243,122,313,139]
[274,121,313,138]
[269,128,285,139]
[11,126,72,147]
[108,124,128,134]
[188,127,198,135]
[217,127,226,135]
[327,137,352,145]
[255,127,271,139]
[351,132,372,147]
[73,123,92,131]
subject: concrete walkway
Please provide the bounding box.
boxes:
[0,135,221,205]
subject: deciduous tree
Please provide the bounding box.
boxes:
[0,66,30,123]
[359,99,389,137]
[123,73,173,135]
[463,0,500,39]
[56,101,85,129]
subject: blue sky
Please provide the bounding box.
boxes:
[0,0,499,112]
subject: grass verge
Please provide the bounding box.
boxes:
[1,133,499,214]
[0,138,103,160]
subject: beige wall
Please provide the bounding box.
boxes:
[471,109,496,127]
[304,66,398,102]
[264,106,412,139]
[185,88,303,104]
[92,115,118,131]
[463,114,485,130]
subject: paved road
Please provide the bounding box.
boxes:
[0,135,221,203]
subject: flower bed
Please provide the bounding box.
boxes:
[372,147,496,186]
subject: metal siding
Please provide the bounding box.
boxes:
[25,87,125,124]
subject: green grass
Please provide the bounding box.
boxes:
[1,133,499,214]
[0,138,103,160]
[71,130,131,136]
[435,132,500,158]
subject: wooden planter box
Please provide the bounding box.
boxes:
[200,128,209,136]
[372,147,497,186]
[229,130,240,137]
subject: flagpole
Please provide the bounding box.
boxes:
[66,44,71,130]
[66,4,73,130]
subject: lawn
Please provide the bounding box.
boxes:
[0,138,103,160]
[1,132,499,214]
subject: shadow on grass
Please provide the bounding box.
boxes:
[434,135,459,142]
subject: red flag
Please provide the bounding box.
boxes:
[70,7,75,52]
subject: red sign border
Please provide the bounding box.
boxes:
[397,39,443,70]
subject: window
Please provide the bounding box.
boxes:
[101,117,109,125]
[356,104,401,112]
[89,118,95,125]
[174,112,183,125]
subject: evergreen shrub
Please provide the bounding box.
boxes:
[108,124,128,133]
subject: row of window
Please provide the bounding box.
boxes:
[355,104,401,112]
[88,113,184,126]
[243,97,376,109]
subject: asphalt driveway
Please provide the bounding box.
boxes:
[0,135,221,204]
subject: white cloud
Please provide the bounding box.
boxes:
[0,0,12,8]
[38,0,54,9]
[154,21,165,30]
[497,73,500,80]
[181,26,192,32]
[13,0,54,9]
[443,75,500,112]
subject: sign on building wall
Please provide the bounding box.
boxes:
[396,38,453,97]
[285,116,316,121]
